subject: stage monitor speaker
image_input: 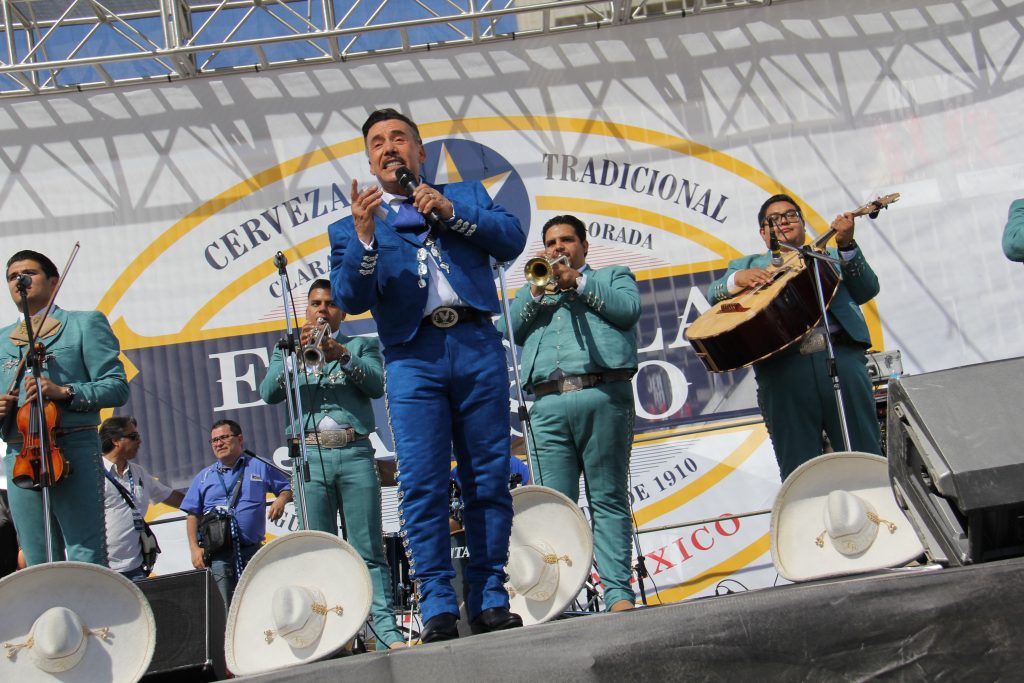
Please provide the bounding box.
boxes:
[139,569,226,682]
[888,357,1024,566]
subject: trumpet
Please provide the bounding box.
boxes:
[302,318,332,370]
[523,254,569,289]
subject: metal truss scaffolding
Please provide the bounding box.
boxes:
[0,0,783,98]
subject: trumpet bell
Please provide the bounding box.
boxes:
[302,318,331,370]
[302,345,324,370]
[524,257,553,288]
[523,255,569,288]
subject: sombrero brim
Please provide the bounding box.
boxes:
[770,452,924,582]
[0,561,156,683]
[507,485,593,625]
[224,531,372,676]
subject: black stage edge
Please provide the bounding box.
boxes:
[241,558,1024,681]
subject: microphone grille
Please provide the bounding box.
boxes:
[394,166,414,186]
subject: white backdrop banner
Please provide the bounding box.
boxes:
[1,0,1022,596]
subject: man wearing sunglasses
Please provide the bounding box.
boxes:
[99,416,184,580]
[707,194,881,479]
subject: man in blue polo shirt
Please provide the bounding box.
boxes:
[181,419,292,608]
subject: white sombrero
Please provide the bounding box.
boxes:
[505,485,593,626]
[770,452,925,582]
[0,561,156,683]
[224,531,372,676]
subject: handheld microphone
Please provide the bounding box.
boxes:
[394,166,447,234]
[15,274,32,293]
[768,217,784,267]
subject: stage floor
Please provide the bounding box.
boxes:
[239,556,1024,682]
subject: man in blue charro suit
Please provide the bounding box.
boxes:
[505,214,640,612]
[0,249,129,566]
[707,194,881,479]
[329,109,527,642]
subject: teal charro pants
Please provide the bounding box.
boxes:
[4,430,107,566]
[528,380,636,608]
[296,439,403,649]
[755,342,881,480]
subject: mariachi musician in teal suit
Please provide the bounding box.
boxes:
[259,278,403,650]
[1003,198,1024,262]
[707,194,881,479]
[0,250,129,566]
[329,109,526,642]
[506,214,640,613]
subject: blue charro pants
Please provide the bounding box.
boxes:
[384,321,514,624]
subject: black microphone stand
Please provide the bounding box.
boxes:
[15,280,57,562]
[494,261,542,485]
[780,241,852,451]
[630,523,650,607]
[271,252,311,529]
[768,218,784,268]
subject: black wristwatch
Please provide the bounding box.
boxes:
[838,239,859,253]
[64,384,76,403]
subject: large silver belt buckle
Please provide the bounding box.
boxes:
[561,375,584,393]
[308,429,353,448]
[431,306,459,328]
[799,329,827,355]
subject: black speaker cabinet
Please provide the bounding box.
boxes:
[139,569,226,682]
[888,357,1024,566]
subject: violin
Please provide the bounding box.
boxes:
[7,244,80,491]
[12,350,71,490]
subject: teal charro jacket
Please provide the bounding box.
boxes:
[258,333,383,436]
[1003,198,1024,263]
[0,307,128,441]
[707,248,879,345]
[506,265,640,389]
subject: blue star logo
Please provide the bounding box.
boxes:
[421,139,531,236]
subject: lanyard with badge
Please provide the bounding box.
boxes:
[103,467,145,531]
[215,457,245,512]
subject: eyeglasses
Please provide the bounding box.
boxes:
[209,434,237,445]
[123,432,141,441]
[762,209,801,227]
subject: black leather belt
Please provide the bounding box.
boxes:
[830,329,858,347]
[531,369,635,398]
[55,425,98,438]
[421,306,486,329]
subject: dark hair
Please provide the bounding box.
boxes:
[757,194,801,227]
[541,215,588,243]
[6,250,59,279]
[307,278,331,297]
[99,416,138,454]
[211,419,242,437]
[361,108,422,144]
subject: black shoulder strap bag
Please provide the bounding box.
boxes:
[103,468,162,573]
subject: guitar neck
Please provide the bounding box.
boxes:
[809,193,900,249]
